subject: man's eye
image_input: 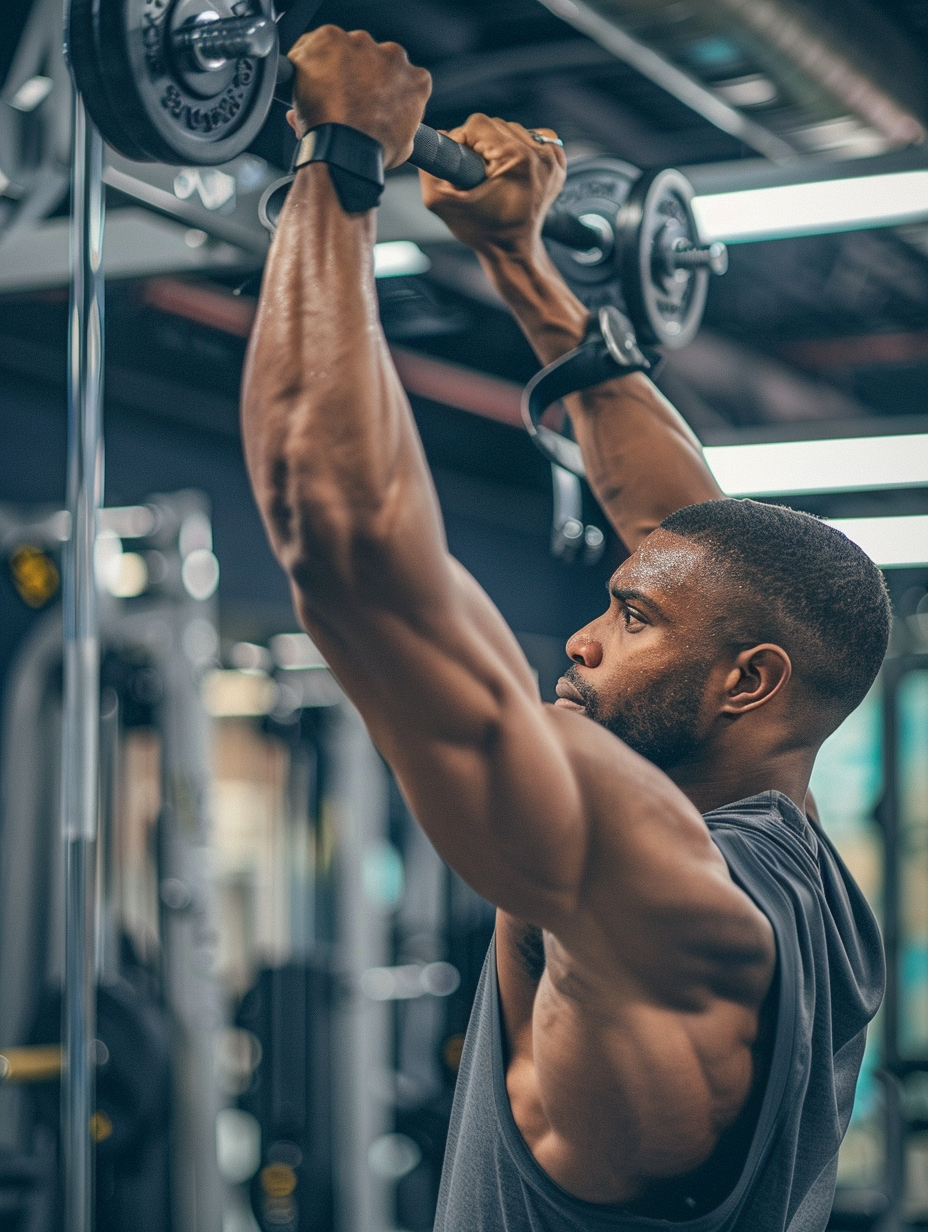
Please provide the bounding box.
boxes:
[621,605,645,628]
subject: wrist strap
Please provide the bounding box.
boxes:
[521,306,651,477]
[293,123,385,213]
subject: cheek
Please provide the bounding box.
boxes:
[603,634,709,699]
[599,631,667,692]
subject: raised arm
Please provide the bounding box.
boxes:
[420,116,724,553]
[243,34,774,1201]
[243,28,743,927]
[242,27,623,927]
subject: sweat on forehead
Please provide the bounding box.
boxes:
[618,528,732,595]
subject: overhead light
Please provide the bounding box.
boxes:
[828,515,928,568]
[693,170,928,242]
[374,240,430,278]
[713,74,778,108]
[202,669,277,717]
[270,632,327,670]
[9,75,53,113]
[704,433,928,497]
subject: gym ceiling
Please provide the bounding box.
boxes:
[2,0,928,516]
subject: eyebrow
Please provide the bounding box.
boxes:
[608,584,666,618]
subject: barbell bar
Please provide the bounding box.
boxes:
[67,1,728,348]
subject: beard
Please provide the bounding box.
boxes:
[564,658,714,771]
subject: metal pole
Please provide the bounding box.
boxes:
[61,84,105,1232]
[876,659,904,1232]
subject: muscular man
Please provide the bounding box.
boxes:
[242,27,887,1231]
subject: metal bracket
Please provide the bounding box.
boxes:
[550,463,605,565]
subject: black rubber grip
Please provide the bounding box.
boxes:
[407,124,486,189]
[541,209,603,251]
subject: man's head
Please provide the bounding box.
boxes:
[559,499,891,773]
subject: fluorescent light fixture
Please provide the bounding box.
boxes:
[692,170,928,243]
[828,515,928,568]
[373,240,430,278]
[704,433,928,497]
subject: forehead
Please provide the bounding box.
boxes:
[611,529,711,598]
[616,527,709,583]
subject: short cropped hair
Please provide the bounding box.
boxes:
[660,499,891,726]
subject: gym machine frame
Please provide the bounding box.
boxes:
[60,82,105,1232]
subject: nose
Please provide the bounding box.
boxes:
[566,626,603,667]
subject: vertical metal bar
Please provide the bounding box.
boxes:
[327,703,392,1232]
[61,86,105,1232]
[877,661,904,1232]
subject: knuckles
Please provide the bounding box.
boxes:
[288,26,430,98]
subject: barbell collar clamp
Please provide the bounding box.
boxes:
[671,238,728,276]
[172,14,276,72]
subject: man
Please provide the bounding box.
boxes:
[241,26,887,1231]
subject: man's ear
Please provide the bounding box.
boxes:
[720,644,792,716]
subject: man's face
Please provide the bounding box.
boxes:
[556,530,727,772]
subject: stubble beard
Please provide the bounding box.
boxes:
[564,659,714,772]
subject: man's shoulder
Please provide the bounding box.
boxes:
[703,789,811,837]
[703,790,884,1025]
[703,790,821,879]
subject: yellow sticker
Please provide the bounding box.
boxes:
[260,1164,297,1198]
[9,545,60,608]
[443,1033,466,1073]
[90,1110,113,1143]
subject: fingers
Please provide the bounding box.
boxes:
[449,114,566,168]
[500,121,568,169]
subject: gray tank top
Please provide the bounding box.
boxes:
[434,792,884,1232]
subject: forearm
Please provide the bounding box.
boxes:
[242,165,446,602]
[478,242,724,552]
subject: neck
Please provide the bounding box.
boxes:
[668,746,816,816]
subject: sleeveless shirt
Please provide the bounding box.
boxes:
[434,792,884,1232]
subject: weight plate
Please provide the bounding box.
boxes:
[68,0,154,161]
[543,156,639,317]
[72,0,278,167]
[619,167,707,350]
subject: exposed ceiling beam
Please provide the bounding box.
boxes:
[537,0,928,161]
[663,331,870,426]
[535,0,798,160]
[126,277,882,435]
[427,39,618,106]
[779,331,928,371]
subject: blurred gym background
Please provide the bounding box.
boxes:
[1,0,927,1229]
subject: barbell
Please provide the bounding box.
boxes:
[65,0,728,349]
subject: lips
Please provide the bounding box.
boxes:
[554,677,586,711]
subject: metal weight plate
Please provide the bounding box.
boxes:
[69,0,278,166]
[68,0,154,161]
[543,156,640,317]
[619,167,708,350]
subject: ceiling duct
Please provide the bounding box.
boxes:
[539,0,928,160]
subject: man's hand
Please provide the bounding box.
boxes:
[421,114,567,256]
[286,26,431,168]
[420,112,723,551]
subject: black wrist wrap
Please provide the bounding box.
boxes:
[292,123,385,213]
